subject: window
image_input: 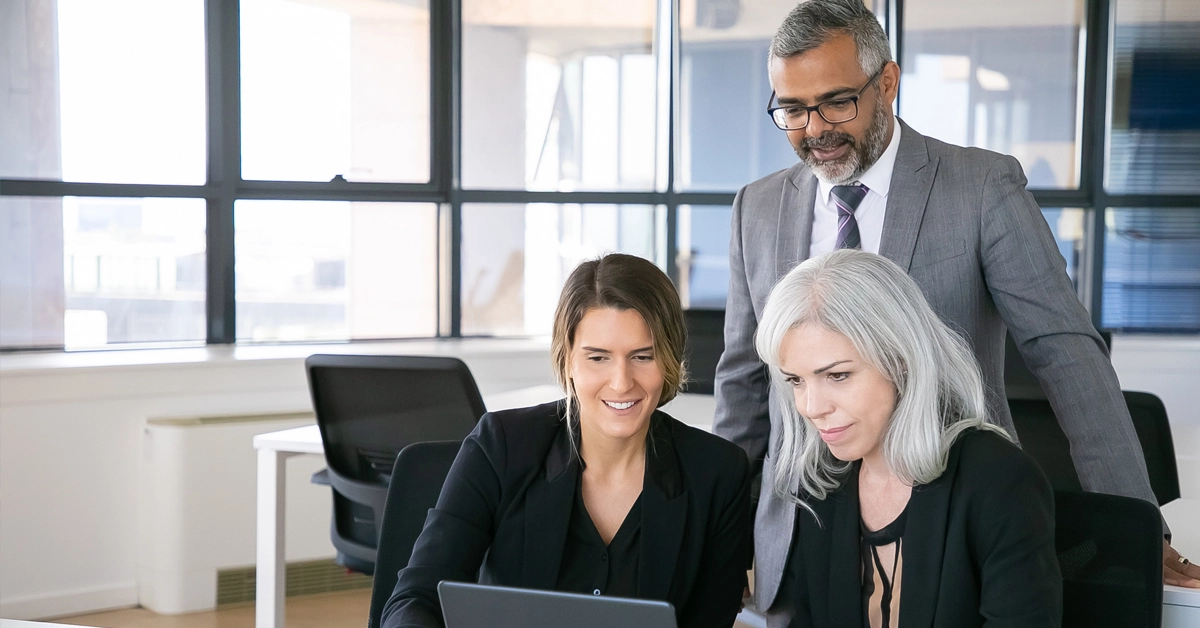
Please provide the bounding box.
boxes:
[240,0,431,183]
[1040,208,1087,286]
[235,201,438,341]
[1,0,207,184]
[1103,208,1200,331]
[900,0,1084,189]
[2,0,1197,351]
[460,0,658,191]
[1,196,206,349]
[677,1,800,191]
[677,205,732,307]
[1106,0,1200,194]
[461,203,660,335]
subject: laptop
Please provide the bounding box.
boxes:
[438,581,678,628]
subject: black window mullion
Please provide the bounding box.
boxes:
[431,0,463,337]
[0,180,210,198]
[663,0,680,286]
[205,0,240,345]
[234,180,444,203]
[1031,189,1092,208]
[890,0,904,107]
[1080,0,1114,328]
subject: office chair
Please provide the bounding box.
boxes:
[1004,331,1180,506]
[1055,490,1163,628]
[368,440,462,628]
[1009,389,1181,506]
[1123,391,1181,505]
[306,354,487,575]
[682,308,725,395]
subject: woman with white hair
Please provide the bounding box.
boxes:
[756,249,1061,628]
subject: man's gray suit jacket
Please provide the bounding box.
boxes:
[713,119,1158,613]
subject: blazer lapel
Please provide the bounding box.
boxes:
[777,163,818,279]
[897,445,961,628]
[827,466,865,628]
[880,119,939,271]
[797,472,863,628]
[638,415,689,601]
[522,426,578,590]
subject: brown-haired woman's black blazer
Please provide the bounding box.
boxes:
[381,400,752,628]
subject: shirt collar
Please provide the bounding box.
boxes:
[817,116,901,205]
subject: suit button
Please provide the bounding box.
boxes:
[601,553,607,561]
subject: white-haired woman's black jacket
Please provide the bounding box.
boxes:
[785,429,1061,628]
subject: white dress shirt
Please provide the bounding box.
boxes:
[809,119,902,257]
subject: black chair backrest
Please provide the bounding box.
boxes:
[1124,391,1181,505]
[1010,390,1181,506]
[306,354,486,483]
[1055,490,1163,628]
[682,308,725,395]
[1008,396,1084,492]
[368,441,462,628]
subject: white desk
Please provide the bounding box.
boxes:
[252,386,716,628]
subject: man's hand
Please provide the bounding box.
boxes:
[1163,540,1200,587]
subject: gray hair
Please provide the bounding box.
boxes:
[754,250,1008,513]
[770,0,893,77]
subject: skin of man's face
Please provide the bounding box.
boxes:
[768,33,901,183]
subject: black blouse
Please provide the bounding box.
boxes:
[860,506,907,628]
[555,472,642,598]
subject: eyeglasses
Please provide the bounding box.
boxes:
[767,66,885,131]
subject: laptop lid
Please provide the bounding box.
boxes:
[437,581,678,628]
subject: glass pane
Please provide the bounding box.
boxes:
[1040,207,1086,289]
[235,201,437,341]
[461,203,659,335]
[460,0,657,191]
[241,0,430,183]
[1,196,206,349]
[0,0,206,184]
[677,1,810,191]
[677,205,732,308]
[901,0,1083,188]
[1102,208,1200,332]
[1107,0,1200,194]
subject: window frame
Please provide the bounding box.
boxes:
[2,0,1198,351]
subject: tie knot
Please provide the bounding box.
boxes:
[831,183,869,216]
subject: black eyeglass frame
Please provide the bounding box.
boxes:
[767,65,887,131]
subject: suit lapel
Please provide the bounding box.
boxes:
[897,444,961,628]
[880,119,939,271]
[638,415,689,600]
[522,426,578,589]
[777,164,818,279]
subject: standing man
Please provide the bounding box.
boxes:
[711,0,1200,624]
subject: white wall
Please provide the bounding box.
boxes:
[1111,335,1200,498]
[0,334,1197,620]
[0,339,554,620]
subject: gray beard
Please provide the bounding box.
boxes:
[797,101,891,185]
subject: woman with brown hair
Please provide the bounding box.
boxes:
[381,253,752,628]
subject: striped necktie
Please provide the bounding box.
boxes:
[832,183,869,250]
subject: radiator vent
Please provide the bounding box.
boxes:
[216,559,372,606]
